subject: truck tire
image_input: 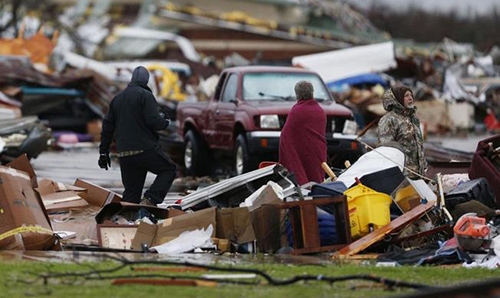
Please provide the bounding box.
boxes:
[184,130,210,176]
[234,134,255,175]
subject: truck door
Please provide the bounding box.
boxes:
[208,73,237,149]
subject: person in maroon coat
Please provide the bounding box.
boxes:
[279,80,327,185]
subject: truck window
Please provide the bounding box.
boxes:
[243,72,332,101]
[213,73,228,101]
[221,74,238,102]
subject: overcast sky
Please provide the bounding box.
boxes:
[341,0,500,16]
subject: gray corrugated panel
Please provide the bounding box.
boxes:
[180,165,288,209]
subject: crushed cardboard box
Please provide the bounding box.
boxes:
[37,178,89,212]
[50,208,100,246]
[244,183,285,252]
[0,165,56,250]
[7,154,38,188]
[132,207,216,250]
[131,206,258,252]
[240,182,283,211]
[216,207,256,244]
[37,178,86,195]
[74,178,121,207]
[95,202,185,250]
[95,201,176,224]
[251,204,284,253]
[42,190,89,213]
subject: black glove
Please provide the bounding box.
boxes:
[98,153,111,170]
[159,112,171,127]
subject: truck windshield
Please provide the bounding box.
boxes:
[242,72,331,101]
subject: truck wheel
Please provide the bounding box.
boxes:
[234,134,255,175]
[184,130,209,176]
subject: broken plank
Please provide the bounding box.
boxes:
[336,201,435,256]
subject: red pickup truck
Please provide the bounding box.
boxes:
[176,66,364,176]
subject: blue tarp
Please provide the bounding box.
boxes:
[21,86,85,97]
[327,73,388,90]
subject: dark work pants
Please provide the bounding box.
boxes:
[119,148,177,204]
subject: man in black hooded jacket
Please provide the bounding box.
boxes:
[98,66,176,206]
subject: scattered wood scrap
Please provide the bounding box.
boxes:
[336,201,435,256]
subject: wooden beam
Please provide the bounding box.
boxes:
[336,201,435,256]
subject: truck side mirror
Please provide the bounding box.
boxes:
[229,99,238,105]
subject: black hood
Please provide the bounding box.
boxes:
[131,66,150,84]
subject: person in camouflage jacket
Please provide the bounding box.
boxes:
[377,85,426,179]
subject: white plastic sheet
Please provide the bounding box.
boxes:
[336,146,405,188]
[292,41,397,84]
[151,224,213,254]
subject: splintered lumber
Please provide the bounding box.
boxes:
[336,201,435,256]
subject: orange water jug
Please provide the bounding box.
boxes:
[453,213,490,238]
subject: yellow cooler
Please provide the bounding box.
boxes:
[344,183,392,239]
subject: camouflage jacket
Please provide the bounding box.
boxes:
[377,89,426,179]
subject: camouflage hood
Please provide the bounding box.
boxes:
[382,88,416,116]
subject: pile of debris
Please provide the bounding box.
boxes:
[0,24,124,161]
[1,134,500,269]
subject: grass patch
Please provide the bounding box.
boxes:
[1,256,499,298]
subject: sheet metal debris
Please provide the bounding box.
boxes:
[0,1,499,279]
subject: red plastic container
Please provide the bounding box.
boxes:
[453,214,490,238]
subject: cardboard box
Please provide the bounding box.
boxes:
[95,202,185,250]
[0,166,56,250]
[37,178,85,196]
[241,183,283,212]
[37,179,89,213]
[74,178,121,207]
[95,201,176,224]
[132,207,216,250]
[7,154,38,188]
[132,206,258,252]
[242,184,284,252]
[216,207,255,244]
[50,208,100,245]
[250,204,284,253]
[97,224,138,249]
[7,154,51,224]
[42,190,90,213]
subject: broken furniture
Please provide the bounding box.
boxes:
[281,196,351,255]
[469,134,500,207]
[337,201,435,256]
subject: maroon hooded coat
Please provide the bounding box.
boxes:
[279,99,327,185]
